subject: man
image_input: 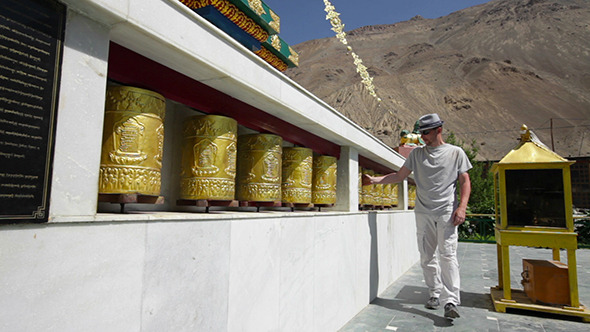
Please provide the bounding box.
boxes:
[363,113,472,319]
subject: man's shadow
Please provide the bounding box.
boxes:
[372,285,494,327]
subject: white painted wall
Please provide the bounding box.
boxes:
[0,211,417,332]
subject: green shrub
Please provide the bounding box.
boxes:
[445,132,495,215]
[575,213,590,247]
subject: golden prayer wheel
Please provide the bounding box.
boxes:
[383,183,393,207]
[312,155,337,205]
[236,134,283,202]
[361,168,375,205]
[392,183,399,206]
[408,184,417,208]
[282,147,313,203]
[99,86,166,195]
[374,174,384,206]
[179,115,238,200]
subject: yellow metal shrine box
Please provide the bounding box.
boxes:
[493,126,574,232]
[490,125,589,322]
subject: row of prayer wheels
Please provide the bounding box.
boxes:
[98,86,337,205]
[359,168,399,208]
[358,169,416,209]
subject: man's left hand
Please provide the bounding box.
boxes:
[452,208,466,226]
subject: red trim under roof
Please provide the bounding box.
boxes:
[107,42,340,158]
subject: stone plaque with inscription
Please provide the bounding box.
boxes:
[0,0,65,223]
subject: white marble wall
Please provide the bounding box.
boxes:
[0,211,417,332]
[0,222,145,332]
[141,219,232,331]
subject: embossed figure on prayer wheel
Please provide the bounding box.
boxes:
[179,115,238,200]
[99,86,166,195]
[236,134,283,202]
[281,147,313,204]
[312,155,337,205]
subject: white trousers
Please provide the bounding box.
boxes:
[415,211,461,306]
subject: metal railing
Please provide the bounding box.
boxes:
[458,214,496,243]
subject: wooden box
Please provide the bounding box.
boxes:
[521,259,570,306]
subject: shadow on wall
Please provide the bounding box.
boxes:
[368,212,378,300]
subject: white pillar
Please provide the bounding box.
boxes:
[50,11,110,218]
[400,179,409,210]
[335,146,358,212]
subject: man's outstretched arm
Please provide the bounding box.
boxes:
[362,166,412,186]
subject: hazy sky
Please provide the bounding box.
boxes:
[263,0,492,45]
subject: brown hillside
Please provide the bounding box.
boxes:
[285,0,590,161]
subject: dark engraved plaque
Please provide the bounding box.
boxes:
[0,0,65,223]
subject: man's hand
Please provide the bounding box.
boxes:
[362,174,374,186]
[361,167,410,186]
[452,207,466,226]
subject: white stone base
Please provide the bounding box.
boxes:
[0,211,417,331]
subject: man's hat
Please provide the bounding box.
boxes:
[418,113,444,132]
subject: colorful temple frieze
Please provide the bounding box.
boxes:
[179,0,298,71]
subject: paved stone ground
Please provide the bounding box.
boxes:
[339,242,590,331]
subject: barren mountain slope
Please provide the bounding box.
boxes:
[286,0,590,160]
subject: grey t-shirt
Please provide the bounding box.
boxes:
[403,143,472,214]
